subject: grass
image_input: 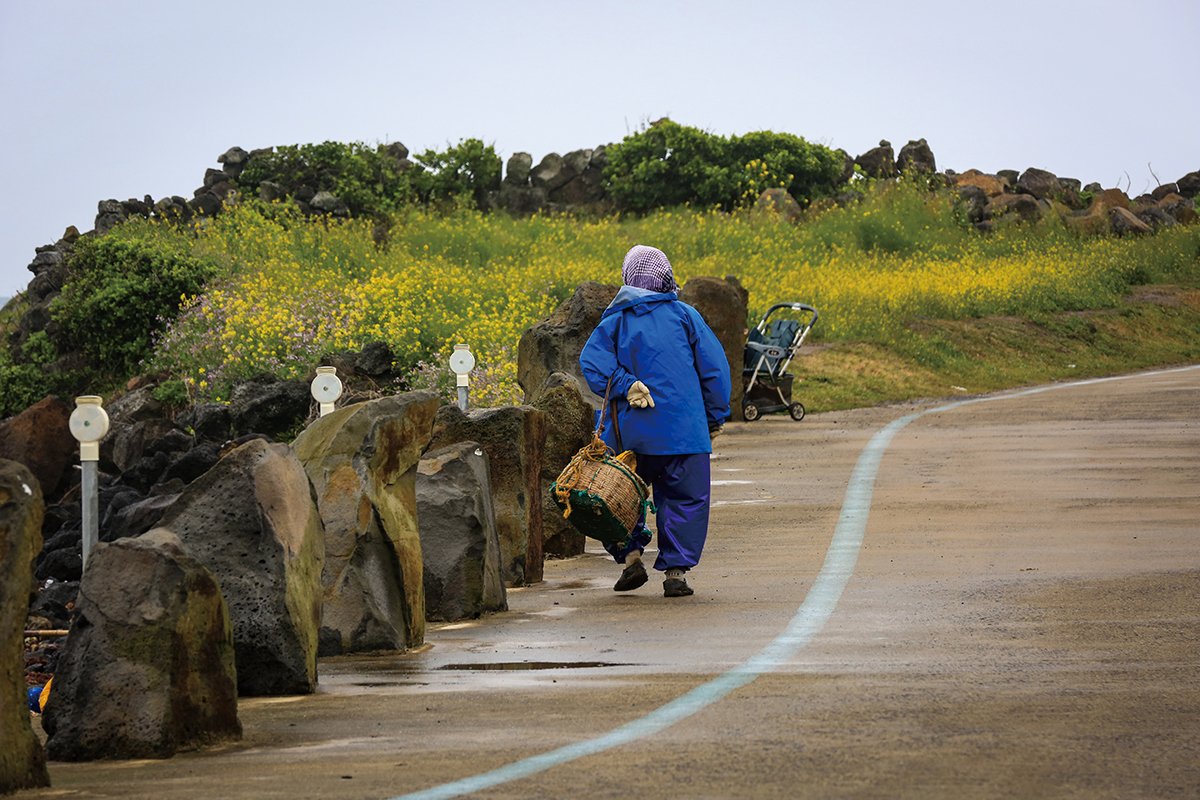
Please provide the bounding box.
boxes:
[792,284,1200,412]
[2,176,1198,416]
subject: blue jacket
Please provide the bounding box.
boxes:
[579,286,732,456]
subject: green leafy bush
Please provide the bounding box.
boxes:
[0,359,47,418]
[409,138,503,208]
[20,330,57,365]
[604,119,844,213]
[54,230,219,378]
[235,138,503,216]
[152,378,190,408]
[0,328,81,416]
[604,121,733,211]
[236,141,416,217]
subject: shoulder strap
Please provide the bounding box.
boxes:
[610,393,625,453]
[594,376,626,453]
[609,309,628,452]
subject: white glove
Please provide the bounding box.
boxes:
[627,380,655,409]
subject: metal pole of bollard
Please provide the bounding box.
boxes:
[81,462,98,566]
[68,396,109,570]
[449,344,475,412]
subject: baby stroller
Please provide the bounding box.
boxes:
[742,302,818,421]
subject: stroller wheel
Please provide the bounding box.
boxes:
[788,402,806,421]
[743,402,760,421]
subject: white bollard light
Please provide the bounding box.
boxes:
[449,344,475,412]
[311,366,343,416]
[68,396,109,569]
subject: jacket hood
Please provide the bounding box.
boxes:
[602,285,677,318]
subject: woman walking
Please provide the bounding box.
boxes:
[579,245,731,597]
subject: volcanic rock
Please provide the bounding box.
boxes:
[429,404,546,586]
[291,392,440,654]
[417,442,507,621]
[0,459,49,791]
[156,439,325,695]
[42,529,240,760]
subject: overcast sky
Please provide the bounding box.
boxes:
[2,0,1197,297]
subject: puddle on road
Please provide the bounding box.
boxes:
[349,680,429,687]
[438,661,630,671]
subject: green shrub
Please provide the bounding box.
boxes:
[54,230,219,378]
[152,378,190,408]
[409,138,503,208]
[604,120,734,212]
[20,330,57,365]
[235,138,503,216]
[236,141,416,218]
[0,359,47,418]
[604,119,844,213]
[727,130,845,205]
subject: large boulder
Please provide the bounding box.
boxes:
[1016,168,1061,200]
[1135,205,1178,230]
[0,396,75,498]
[1176,171,1200,199]
[955,169,1007,197]
[984,193,1044,223]
[218,146,251,179]
[156,439,325,696]
[1065,188,1135,236]
[429,405,546,586]
[529,152,575,192]
[547,149,607,206]
[1111,206,1153,235]
[42,530,241,760]
[530,374,595,558]
[417,442,507,621]
[1095,187,1131,211]
[228,374,312,439]
[517,281,619,407]
[897,139,936,174]
[99,387,165,473]
[100,492,180,543]
[855,140,896,179]
[495,183,549,215]
[504,152,533,186]
[104,386,163,426]
[176,403,233,443]
[0,460,49,792]
[1158,194,1198,225]
[679,276,749,422]
[310,191,350,217]
[110,418,192,474]
[95,198,127,235]
[755,188,803,222]
[291,392,441,654]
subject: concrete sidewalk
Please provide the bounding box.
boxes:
[22,367,1200,800]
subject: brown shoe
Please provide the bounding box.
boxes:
[614,560,648,591]
[663,577,694,597]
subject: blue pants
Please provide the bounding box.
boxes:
[606,453,711,572]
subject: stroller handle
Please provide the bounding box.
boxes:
[757,303,818,326]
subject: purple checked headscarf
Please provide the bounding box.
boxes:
[621,245,680,293]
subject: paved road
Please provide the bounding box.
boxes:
[23,366,1200,799]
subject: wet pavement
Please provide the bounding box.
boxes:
[20,366,1200,799]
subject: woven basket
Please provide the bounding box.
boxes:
[551,436,653,547]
